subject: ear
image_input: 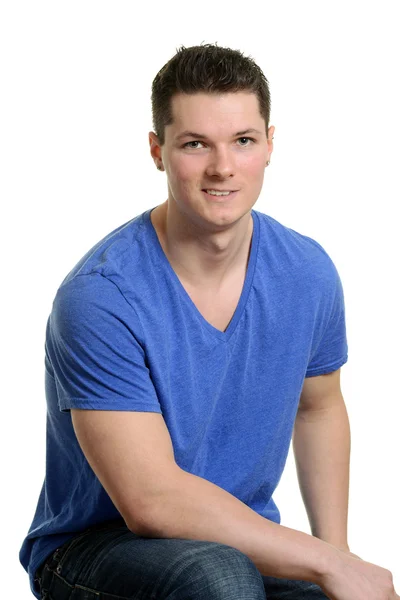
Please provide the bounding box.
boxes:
[267,125,275,142]
[267,125,275,162]
[149,132,162,163]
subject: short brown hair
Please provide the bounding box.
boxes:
[151,42,271,146]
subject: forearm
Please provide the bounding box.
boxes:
[135,467,340,582]
[293,400,351,549]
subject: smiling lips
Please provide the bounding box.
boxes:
[203,189,238,196]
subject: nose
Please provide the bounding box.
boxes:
[205,148,235,179]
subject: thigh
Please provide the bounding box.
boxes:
[262,574,330,600]
[37,518,267,600]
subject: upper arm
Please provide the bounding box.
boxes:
[297,368,344,412]
[71,409,181,533]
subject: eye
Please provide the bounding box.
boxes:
[182,137,256,149]
[237,137,255,146]
[183,141,204,149]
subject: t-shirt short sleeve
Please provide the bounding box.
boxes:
[305,262,349,378]
[47,273,162,413]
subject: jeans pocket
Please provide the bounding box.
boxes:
[37,518,127,586]
[52,527,95,577]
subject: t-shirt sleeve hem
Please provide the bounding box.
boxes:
[59,398,163,413]
[305,354,348,378]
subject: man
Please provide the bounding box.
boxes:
[20,43,398,600]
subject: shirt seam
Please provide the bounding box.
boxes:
[67,272,147,347]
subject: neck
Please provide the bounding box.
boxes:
[151,200,254,289]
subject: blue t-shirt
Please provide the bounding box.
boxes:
[19,207,348,598]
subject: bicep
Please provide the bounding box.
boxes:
[71,409,180,533]
[298,368,344,412]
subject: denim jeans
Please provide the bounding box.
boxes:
[34,517,330,599]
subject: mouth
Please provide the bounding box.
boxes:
[202,189,239,200]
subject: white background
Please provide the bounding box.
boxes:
[1,1,399,597]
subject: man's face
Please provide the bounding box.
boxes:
[151,91,274,230]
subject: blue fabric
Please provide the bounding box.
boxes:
[19,207,348,599]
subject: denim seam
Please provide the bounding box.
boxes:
[48,568,133,600]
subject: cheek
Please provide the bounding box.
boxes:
[242,154,267,175]
[170,159,198,186]
[168,161,198,199]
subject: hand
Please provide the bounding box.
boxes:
[319,548,399,600]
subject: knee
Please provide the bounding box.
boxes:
[171,542,265,599]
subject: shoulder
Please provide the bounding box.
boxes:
[56,210,150,294]
[254,210,338,284]
[257,210,329,254]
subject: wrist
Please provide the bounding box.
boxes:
[335,544,350,552]
[312,534,349,553]
[314,542,345,586]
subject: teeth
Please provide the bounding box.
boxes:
[206,190,232,196]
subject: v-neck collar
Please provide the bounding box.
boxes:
[144,207,260,343]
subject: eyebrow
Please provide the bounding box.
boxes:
[175,128,263,141]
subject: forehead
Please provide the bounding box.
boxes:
[169,92,262,131]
